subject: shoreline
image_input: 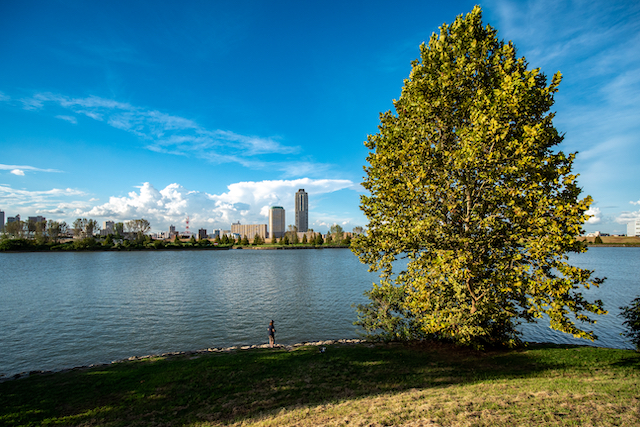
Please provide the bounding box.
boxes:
[2,338,624,384]
[0,338,367,383]
[0,245,351,253]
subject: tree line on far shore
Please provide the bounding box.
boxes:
[0,217,360,251]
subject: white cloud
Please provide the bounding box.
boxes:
[615,199,640,224]
[0,185,88,219]
[55,115,78,124]
[585,207,601,224]
[15,92,307,172]
[76,179,358,232]
[616,210,640,223]
[0,164,63,173]
[0,185,86,199]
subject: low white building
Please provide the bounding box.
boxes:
[628,220,640,237]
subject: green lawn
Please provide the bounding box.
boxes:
[1,341,638,426]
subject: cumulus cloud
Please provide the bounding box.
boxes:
[615,199,640,223]
[14,92,304,171]
[585,207,602,224]
[10,169,25,176]
[616,210,640,223]
[0,184,88,219]
[76,179,358,232]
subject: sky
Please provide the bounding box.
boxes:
[1,0,639,235]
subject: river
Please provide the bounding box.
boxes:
[1,247,638,378]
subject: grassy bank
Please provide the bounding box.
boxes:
[578,236,640,247]
[1,341,639,426]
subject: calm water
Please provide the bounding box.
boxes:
[1,247,639,378]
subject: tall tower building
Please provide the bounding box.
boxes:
[295,189,308,232]
[269,206,285,238]
[0,210,4,232]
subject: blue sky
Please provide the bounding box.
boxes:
[1,0,639,234]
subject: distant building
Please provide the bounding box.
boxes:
[269,206,285,238]
[628,220,640,237]
[101,221,115,236]
[28,216,46,224]
[295,189,309,232]
[198,228,208,240]
[7,214,20,223]
[0,210,4,232]
[231,222,267,240]
[169,225,177,237]
[295,231,315,241]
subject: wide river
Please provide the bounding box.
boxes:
[1,247,639,378]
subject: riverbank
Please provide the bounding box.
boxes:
[2,340,639,426]
[0,238,350,252]
[579,236,640,246]
[0,338,366,382]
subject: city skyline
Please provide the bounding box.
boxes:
[1,1,639,234]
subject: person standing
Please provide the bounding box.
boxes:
[268,320,276,348]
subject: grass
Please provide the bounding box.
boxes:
[1,341,639,426]
[577,236,640,246]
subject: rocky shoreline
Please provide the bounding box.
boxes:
[0,338,368,383]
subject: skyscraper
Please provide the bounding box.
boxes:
[269,206,285,239]
[295,189,308,232]
[0,210,4,232]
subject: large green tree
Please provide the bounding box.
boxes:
[72,218,100,239]
[352,7,605,348]
[4,219,26,238]
[46,220,67,244]
[330,224,344,244]
[125,219,151,241]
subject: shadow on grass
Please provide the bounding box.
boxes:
[1,342,638,426]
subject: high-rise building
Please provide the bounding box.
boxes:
[269,206,285,238]
[628,220,640,237]
[0,210,4,232]
[295,189,308,232]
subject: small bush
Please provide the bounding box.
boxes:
[620,296,640,350]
